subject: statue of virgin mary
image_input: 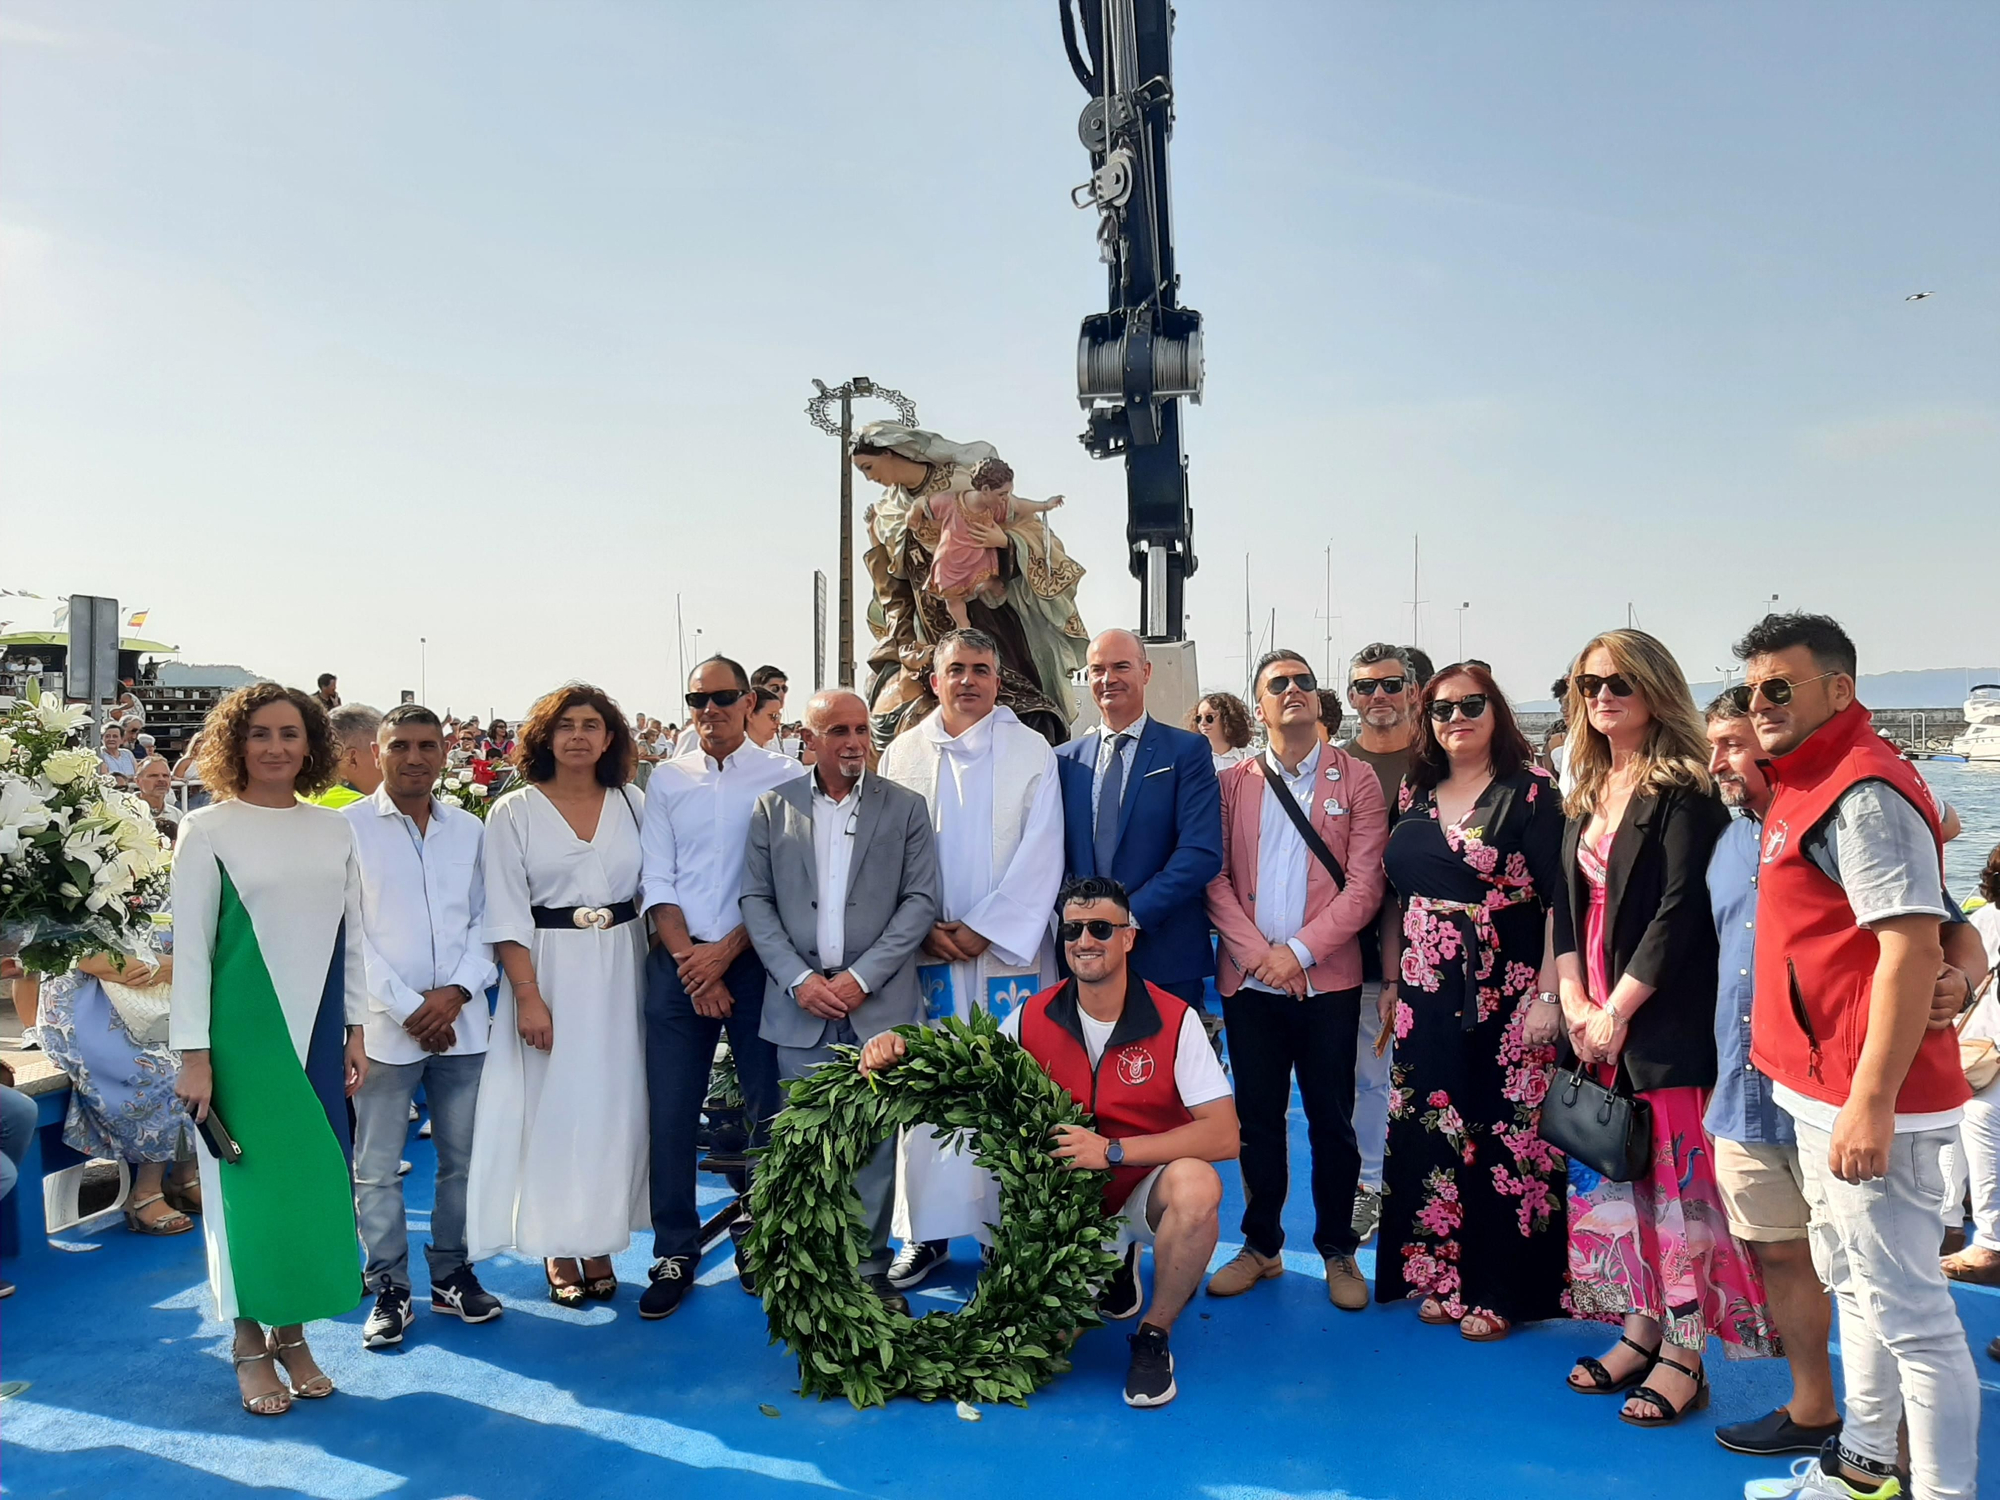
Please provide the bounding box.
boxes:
[852,421,1087,747]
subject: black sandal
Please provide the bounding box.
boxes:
[1568,1334,1659,1394]
[1619,1352,1709,1428]
[581,1258,618,1301]
[545,1259,585,1308]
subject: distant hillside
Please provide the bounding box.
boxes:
[156,662,260,689]
[1518,667,2000,714]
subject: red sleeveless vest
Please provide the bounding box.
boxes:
[1749,701,1969,1115]
[1018,979,1193,1212]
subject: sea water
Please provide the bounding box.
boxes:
[1921,759,2000,901]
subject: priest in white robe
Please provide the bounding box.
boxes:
[877,628,1065,1283]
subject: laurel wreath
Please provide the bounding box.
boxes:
[740,1010,1120,1409]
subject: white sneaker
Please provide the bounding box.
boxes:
[1744,1457,1901,1499]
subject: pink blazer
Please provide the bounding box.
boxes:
[1204,743,1389,997]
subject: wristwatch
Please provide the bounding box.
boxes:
[1105,1140,1125,1167]
[448,984,471,1005]
[1535,990,1560,1007]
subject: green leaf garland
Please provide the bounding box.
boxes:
[742,1010,1121,1409]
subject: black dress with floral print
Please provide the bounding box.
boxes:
[1375,766,1568,1324]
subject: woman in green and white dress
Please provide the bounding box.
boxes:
[172,682,368,1418]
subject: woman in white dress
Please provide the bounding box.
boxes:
[171,683,368,1418]
[466,684,649,1306]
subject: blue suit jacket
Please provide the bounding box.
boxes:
[1055,717,1223,985]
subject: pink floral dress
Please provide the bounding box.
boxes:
[1565,831,1777,1357]
[1378,767,1568,1324]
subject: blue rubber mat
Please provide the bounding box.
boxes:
[4,1091,1996,1499]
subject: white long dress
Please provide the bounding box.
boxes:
[465,784,649,1260]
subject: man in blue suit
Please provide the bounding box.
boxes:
[1055,629,1224,1014]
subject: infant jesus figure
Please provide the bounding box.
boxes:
[921,458,1066,630]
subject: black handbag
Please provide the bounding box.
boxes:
[1537,1061,1653,1182]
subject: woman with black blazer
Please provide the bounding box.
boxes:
[1551,629,1775,1428]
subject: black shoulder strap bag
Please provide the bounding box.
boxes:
[1538,1056,1653,1182]
[1257,754,1346,889]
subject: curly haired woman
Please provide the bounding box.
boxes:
[171,681,369,1417]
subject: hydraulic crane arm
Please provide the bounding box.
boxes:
[1064,0,1202,642]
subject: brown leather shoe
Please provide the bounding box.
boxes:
[1941,1245,2000,1286]
[1206,1245,1283,1297]
[1324,1253,1369,1311]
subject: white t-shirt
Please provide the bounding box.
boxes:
[1001,999,1231,1111]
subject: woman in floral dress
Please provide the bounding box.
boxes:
[1377,664,1569,1340]
[1553,629,1774,1427]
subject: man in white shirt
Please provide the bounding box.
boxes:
[1203,650,1387,1312]
[638,655,807,1319]
[877,627,1066,1289]
[97,722,138,786]
[344,705,502,1350]
[860,877,1238,1408]
[740,689,940,1313]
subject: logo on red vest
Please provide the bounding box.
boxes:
[1115,1046,1156,1087]
[1761,818,1789,864]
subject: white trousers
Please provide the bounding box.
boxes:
[1938,1083,2000,1250]
[1794,1119,1980,1500]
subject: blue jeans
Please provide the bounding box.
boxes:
[0,1085,36,1203]
[352,1052,484,1293]
[643,946,781,1262]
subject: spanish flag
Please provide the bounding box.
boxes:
[126,609,149,629]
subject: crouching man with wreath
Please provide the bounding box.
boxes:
[862,876,1237,1408]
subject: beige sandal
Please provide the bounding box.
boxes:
[233,1347,292,1417]
[266,1331,335,1398]
[123,1192,194,1236]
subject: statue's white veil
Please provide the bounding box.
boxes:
[852,421,998,472]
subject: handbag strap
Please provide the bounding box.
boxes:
[1258,753,1346,889]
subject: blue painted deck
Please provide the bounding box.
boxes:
[4,1092,1997,1500]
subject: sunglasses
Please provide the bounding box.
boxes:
[1349,676,1407,697]
[1571,673,1636,700]
[684,689,749,710]
[1427,695,1489,723]
[1724,671,1838,714]
[1058,919,1131,943]
[1262,672,1318,696]
[1196,712,1221,724]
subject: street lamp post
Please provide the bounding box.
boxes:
[806,378,917,689]
[1455,602,1470,662]
[420,637,427,705]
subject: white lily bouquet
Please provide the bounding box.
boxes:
[0,682,173,974]
[434,769,493,820]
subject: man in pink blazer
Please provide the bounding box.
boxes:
[1203,650,1388,1311]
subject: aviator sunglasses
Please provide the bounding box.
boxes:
[684,689,749,710]
[1262,672,1318,696]
[1571,673,1636,700]
[1059,918,1132,943]
[1724,671,1839,714]
[1349,676,1408,696]
[1427,694,1489,723]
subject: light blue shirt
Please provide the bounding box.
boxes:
[1243,742,1321,993]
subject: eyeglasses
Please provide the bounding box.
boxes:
[1724,671,1838,714]
[1349,676,1407,697]
[1427,695,1489,723]
[1058,919,1131,943]
[1196,712,1220,724]
[1262,672,1317,696]
[684,689,748,710]
[1572,673,1636,700]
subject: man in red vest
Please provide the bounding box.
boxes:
[1737,613,1977,1500]
[861,875,1238,1409]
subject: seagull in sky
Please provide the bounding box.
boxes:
[1905,291,1935,301]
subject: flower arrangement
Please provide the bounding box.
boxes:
[0,682,173,973]
[434,769,492,819]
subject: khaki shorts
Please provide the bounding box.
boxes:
[1712,1136,1810,1243]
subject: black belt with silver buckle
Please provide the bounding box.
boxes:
[531,901,638,931]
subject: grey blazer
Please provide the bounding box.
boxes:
[740,771,940,1049]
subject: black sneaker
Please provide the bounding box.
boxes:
[1098,1243,1143,1321]
[730,1222,757,1296]
[1124,1324,1177,1408]
[1716,1408,1845,1457]
[886,1239,948,1291]
[638,1256,696,1320]
[862,1272,911,1316]
[431,1267,502,1324]
[362,1286,411,1350]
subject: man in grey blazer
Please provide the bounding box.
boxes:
[740,688,940,1311]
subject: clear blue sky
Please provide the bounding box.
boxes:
[4,2,1995,719]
